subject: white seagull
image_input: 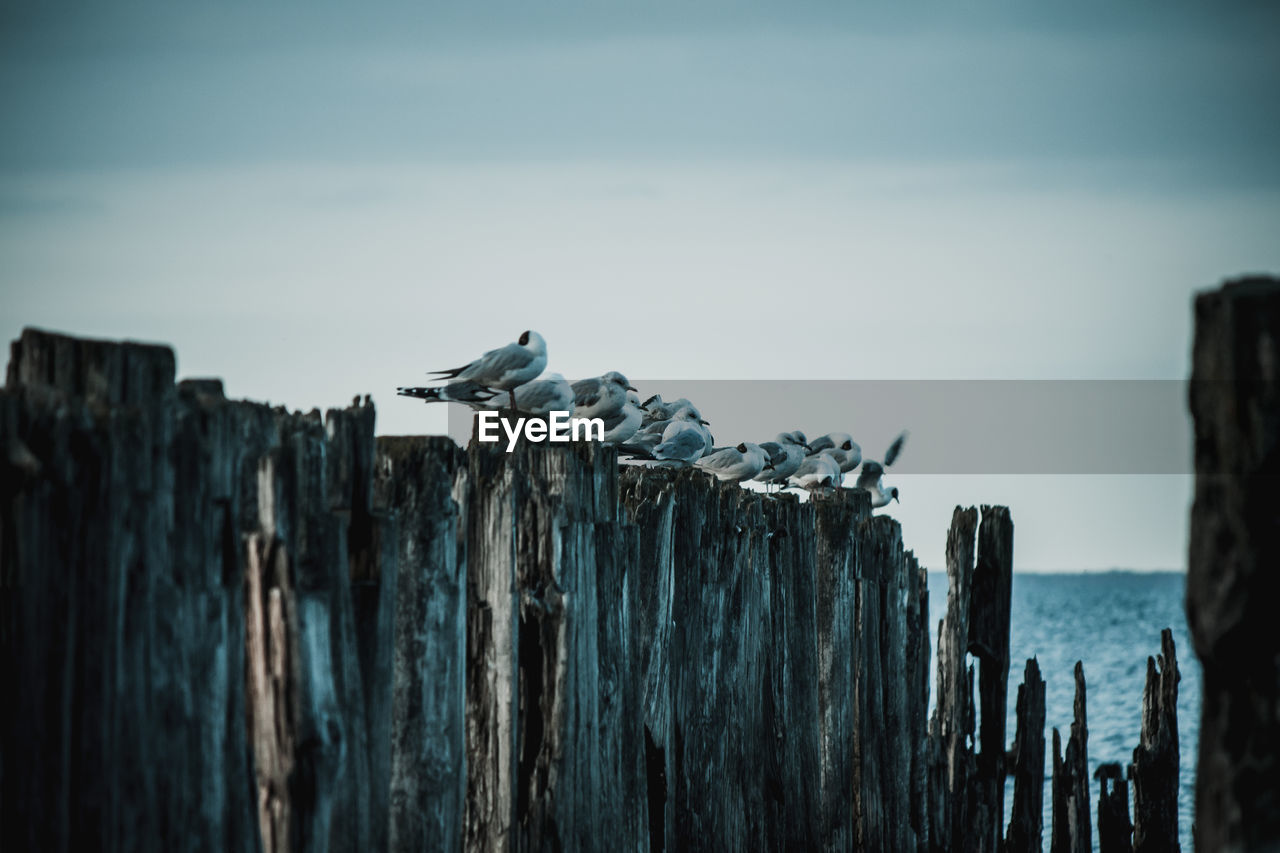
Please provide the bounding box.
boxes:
[571,371,635,420]
[806,432,863,473]
[754,431,810,487]
[600,391,646,445]
[410,330,548,411]
[695,442,770,483]
[788,449,843,490]
[639,395,697,427]
[650,407,713,465]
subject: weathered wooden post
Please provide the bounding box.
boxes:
[1187,276,1280,851]
[926,505,1012,853]
[970,506,1014,851]
[1095,763,1133,853]
[904,553,932,851]
[1005,658,1046,853]
[619,467,679,852]
[929,506,979,851]
[813,490,866,849]
[1130,628,1180,852]
[1050,662,1091,853]
[0,331,264,852]
[374,436,468,851]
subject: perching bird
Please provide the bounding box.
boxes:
[695,442,770,483]
[640,395,697,427]
[806,432,863,473]
[600,391,646,445]
[855,430,908,508]
[754,431,810,486]
[572,371,636,420]
[788,449,843,490]
[649,407,713,465]
[414,330,548,411]
[483,373,574,417]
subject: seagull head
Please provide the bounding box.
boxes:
[518,330,547,355]
[890,486,900,503]
[603,371,636,392]
[672,405,709,425]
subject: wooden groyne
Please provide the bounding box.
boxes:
[1,326,1188,851]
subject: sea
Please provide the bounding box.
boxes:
[926,571,1198,851]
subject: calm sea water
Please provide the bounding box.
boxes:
[927,571,1198,851]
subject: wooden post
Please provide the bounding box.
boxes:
[1130,628,1180,852]
[1005,658,1046,853]
[762,490,821,850]
[928,506,979,851]
[1187,276,1280,851]
[904,552,931,851]
[4,326,1041,853]
[1051,663,1091,853]
[375,436,468,851]
[1095,763,1133,852]
[970,506,1014,852]
[619,468,678,852]
[806,489,863,848]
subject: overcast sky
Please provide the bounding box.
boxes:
[3,2,1278,569]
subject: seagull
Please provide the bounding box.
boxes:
[600,391,646,445]
[788,449,843,490]
[648,407,713,465]
[415,330,548,411]
[695,442,770,483]
[640,395,696,427]
[483,373,574,418]
[754,431,810,487]
[755,441,787,482]
[807,432,863,473]
[855,430,908,508]
[572,371,635,420]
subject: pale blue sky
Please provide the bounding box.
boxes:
[3,2,1278,569]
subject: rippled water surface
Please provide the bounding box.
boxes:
[927,571,1198,850]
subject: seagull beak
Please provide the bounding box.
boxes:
[803,444,813,452]
[626,385,637,392]
[699,419,710,425]
[892,493,900,503]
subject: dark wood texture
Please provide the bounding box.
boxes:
[1051,663,1091,853]
[1131,628,1180,852]
[1005,657,1046,853]
[1187,276,1280,851]
[2,325,1202,851]
[1095,763,1132,853]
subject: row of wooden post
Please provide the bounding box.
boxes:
[0,324,1195,851]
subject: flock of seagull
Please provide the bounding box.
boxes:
[397,330,907,507]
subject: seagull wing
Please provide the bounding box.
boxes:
[855,460,884,490]
[571,378,604,409]
[453,341,534,385]
[883,430,908,467]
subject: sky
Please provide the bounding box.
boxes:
[3,2,1279,570]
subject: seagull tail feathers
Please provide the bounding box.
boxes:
[397,386,448,402]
